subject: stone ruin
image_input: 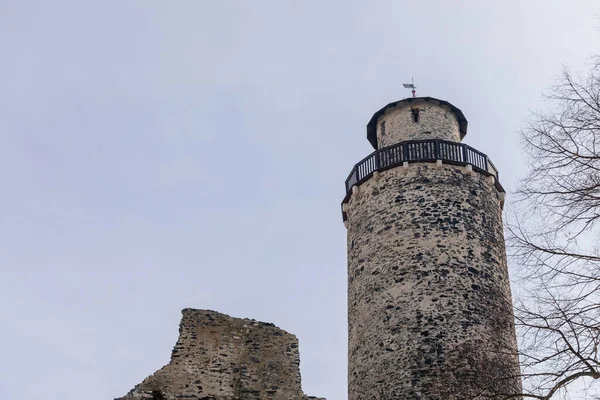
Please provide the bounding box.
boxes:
[117,308,324,400]
[118,96,524,400]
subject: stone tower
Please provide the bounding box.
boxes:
[342,97,522,399]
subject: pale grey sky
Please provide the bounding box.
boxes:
[1,1,599,400]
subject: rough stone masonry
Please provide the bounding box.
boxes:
[117,309,324,400]
[344,97,522,399]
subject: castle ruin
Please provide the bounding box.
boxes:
[117,309,324,400]
[118,96,522,400]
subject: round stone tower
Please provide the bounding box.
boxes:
[342,97,522,399]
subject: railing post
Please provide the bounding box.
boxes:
[375,150,380,171]
[346,169,356,193]
[403,142,409,161]
[492,159,499,180]
[461,144,468,164]
[434,140,440,160]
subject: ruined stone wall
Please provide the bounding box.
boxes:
[376,101,462,147]
[346,163,521,399]
[118,309,324,400]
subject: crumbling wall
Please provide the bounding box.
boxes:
[117,309,324,400]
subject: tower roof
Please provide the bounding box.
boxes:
[366,96,468,149]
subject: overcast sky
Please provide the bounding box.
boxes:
[1,2,599,400]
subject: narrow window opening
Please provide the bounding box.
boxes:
[380,121,386,136]
[411,108,420,123]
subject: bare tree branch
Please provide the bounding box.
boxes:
[504,56,600,399]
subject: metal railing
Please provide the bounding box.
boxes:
[344,139,500,195]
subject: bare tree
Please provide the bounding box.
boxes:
[506,58,600,399]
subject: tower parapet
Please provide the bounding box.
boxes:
[344,97,521,399]
[367,97,468,149]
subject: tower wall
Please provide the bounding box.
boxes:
[346,98,521,398]
[376,100,462,148]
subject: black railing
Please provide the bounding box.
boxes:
[344,139,501,195]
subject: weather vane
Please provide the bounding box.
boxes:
[403,78,417,98]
